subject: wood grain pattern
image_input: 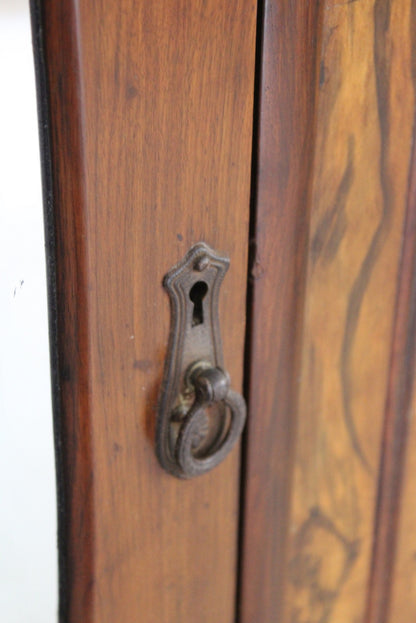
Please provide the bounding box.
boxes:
[241,1,416,622]
[388,381,416,622]
[285,2,415,622]
[239,2,324,621]
[373,98,416,622]
[31,1,256,621]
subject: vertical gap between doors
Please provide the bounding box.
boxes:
[235,0,265,620]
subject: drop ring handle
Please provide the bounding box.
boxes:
[175,364,246,478]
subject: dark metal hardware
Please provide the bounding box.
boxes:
[156,242,246,478]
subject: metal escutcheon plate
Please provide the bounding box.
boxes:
[156,242,246,479]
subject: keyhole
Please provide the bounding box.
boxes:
[189,281,208,327]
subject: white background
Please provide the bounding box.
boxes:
[0,0,58,621]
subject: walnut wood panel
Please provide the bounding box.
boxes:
[284,2,415,622]
[31,1,256,622]
[239,2,324,622]
[241,1,415,622]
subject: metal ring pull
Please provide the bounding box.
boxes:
[175,364,246,478]
[156,242,247,479]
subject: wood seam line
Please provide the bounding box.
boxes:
[236,0,266,619]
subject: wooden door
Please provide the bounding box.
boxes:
[31,1,416,622]
[241,2,416,623]
[31,1,256,621]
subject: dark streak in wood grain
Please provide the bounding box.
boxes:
[312,135,353,266]
[289,507,359,623]
[339,0,394,474]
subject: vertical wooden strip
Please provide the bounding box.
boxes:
[31,1,257,621]
[388,374,416,619]
[240,2,323,622]
[367,109,416,622]
[31,1,93,619]
[372,8,416,619]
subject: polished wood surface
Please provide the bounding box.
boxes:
[241,1,416,622]
[286,2,415,622]
[32,1,256,621]
[389,379,416,622]
[376,109,416,623]
[240,2,324,621]
[32,0,416,621]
